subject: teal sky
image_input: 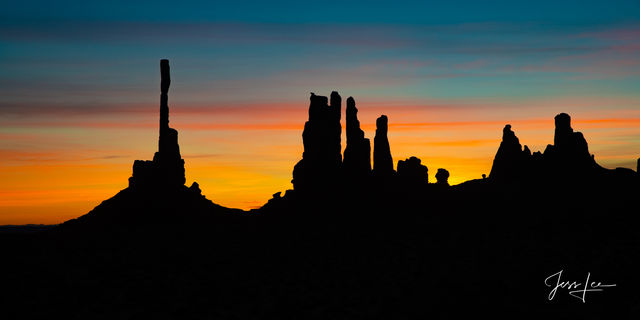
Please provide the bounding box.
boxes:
[2,1,639,111]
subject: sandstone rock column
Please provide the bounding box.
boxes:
[153,59,185,186]
[159,59,170,136]
[292,92,343,191]
[545,113,594,171]
[343,97,371,178]
[373,115,394,177]
[554,113,572,148]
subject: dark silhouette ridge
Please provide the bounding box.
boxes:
[5,61,640,319]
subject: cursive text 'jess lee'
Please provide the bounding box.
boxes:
[545,270,616,303]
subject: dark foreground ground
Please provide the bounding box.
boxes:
[1,181,638,319]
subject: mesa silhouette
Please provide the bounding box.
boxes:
[8,60,637,318]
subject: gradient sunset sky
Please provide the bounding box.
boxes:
[1,1,639,224]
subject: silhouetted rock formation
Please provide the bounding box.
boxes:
[292,92,342,191]
[488,124,530,182]
[13,69,640,319]
[435,168,450,186]
[129,59,186,189]
[543,113,596,174]
[343,97,372,179]
[397,156,428,185]
[487,112,640,186]
[189,182,201,195]
[60,59,241,230]
[373,115,394,177]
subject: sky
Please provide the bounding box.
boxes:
[1,1,639,224]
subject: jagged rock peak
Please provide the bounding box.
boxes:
[489,124,529,182]
[502,124,520,146]
[373,115,394,177]
[343,96,371,178]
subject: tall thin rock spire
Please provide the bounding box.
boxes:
[159,59,171,153]
[129,59,186,188]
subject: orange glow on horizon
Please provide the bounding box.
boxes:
[1,99,639,224]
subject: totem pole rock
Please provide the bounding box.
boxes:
[128,59,186,189]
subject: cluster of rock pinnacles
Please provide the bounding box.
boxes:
[291,91,452,192]
[127,59,639,199]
